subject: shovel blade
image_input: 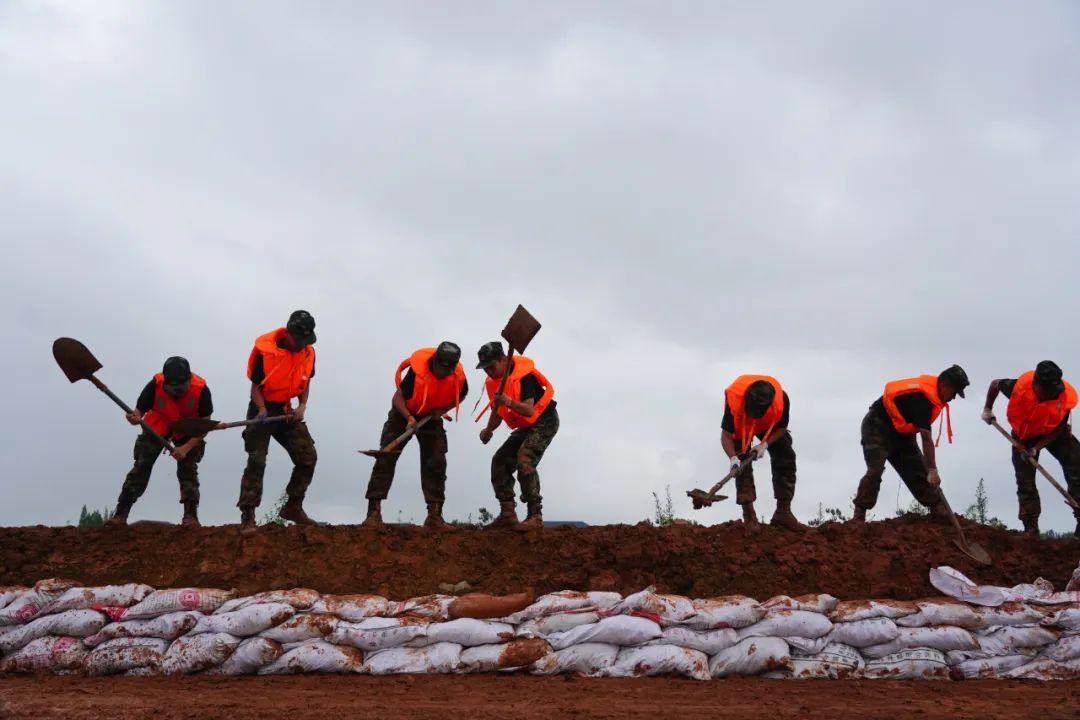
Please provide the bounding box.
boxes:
[686,489,729,509]
[501,305,542,354]
[170,418,222,437]
[953,538,993,566]
[358,448,404,458]
[53,337,103,383]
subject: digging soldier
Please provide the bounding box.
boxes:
[362,342,469,530]
[981,361,1080,538]
[476,341,558,531]
[851,365,970,523]
[721,375,806,531]
[107,357,212,527]
[238,310,319,534]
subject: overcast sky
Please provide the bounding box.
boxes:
[4,1,1080,531]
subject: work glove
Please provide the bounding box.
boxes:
[751,442,769,461]
[729,456,742,474]
[927,469,941,487]
[980,408,995,425]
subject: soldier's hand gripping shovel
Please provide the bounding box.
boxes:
[937,489,992,566]
[476,305,543,420]
[52,337,177,454]
[989,419,1080,511]
[358,414,438,458]
[687,455,753,509]
[170,416,290,437]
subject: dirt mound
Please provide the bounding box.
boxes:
[0,517,1076,599]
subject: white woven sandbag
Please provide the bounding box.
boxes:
[38,584,154,617]
[680,596,765,631]
[409,618,514,648]
[929,567,1006,607]
[762,594,839,615]
[1041,635,1080,662]
[459,638,551,672]
[863,648,949,680]
[613,588,695,623]
[215,588,320,614]
[162,632,240,675]
[829,599,918,622]
[1043,608,1080,631]
[0,609,106,654]
[515,611,599,638]
[0,579,82,626]
[503,591,622,623]
[86,637,169,676]
[122,666,162,677]
[979,625,1059,649]
[190,603,295,637]
[1005,657,1080,680]
[308,594,390,621]
[828,618,900,648]
[953,655,1032,679]
[388,595,454,621]
[363,642,462,675]
[0,636,87,673]
[767,642,864,680]
[208,637,283,675]
[259,640,364,675]
[709,637,791,678]
[530,642,619,677]
[549,615,661,650]
[330,617,430,651]
[259,613,339,643]
[610,645,710,681]
[126,588,235,619]
[897,600,981,629]
[736,610,833,640]
[783,635,831,655]
[972,603,1046,628]
[648,627,738,655]
[860,626,978,658]
[84,611,200,647]
[0,587,28,610]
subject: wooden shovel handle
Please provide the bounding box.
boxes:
[220,415,290,430]
[383,414,435,453]
[991,420,1080,510]
[87,375,177,454]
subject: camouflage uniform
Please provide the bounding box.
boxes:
[366,409,449,504]
[1010,431,1080,526]
[854,407,943,510]
[119,432,204,507]
[733,430,797,505]
[491,408,559,507]
[237,401,317,509]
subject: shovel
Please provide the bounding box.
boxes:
[989,419,1080,511]
[687,455,754,509]
[170,415,290,437]
[358,414,436,458]
[52,337,177,454]
[477,305,543,420]
[938,490,993,566]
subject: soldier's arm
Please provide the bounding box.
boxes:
[984,379,1003,413]
[392,389,413,423]
[920,428,938,471]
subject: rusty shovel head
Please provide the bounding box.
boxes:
[954,538,993,566]
[501,305,541,353]
[170,418,222,437]
[53,337,103,383]
[686,488,728,509]
[358,448,404,459]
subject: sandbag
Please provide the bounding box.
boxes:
[610,645,710,681]
[680,596,765,631]
[736,610,832,640]
[0,587,29,610]
[972,603,1046,628]
[0,579,81,626]
[613,588,695,623]
[1041,635,1080,662]
[259,613,339,643]
[0,609,106,654]
[0,636,87,673]
[709,637,791,677]
[409,618,514,648]
[1044,608,1080,631]
[259,640,363,675]
[1005,657,1080,680]
[309,594,390,621]
[978,625,1059,650]
[189,602,295,637]
[37,584,153,618]
[122,666,162,677]
[126,588,235,619]
[86,637,169,676]
[215,589,320,614]
[504,591,623,623]
[828,618,900,648]
[762,594,839,615]
[459,639,551,672]
[863,648,950,680]
[952,655,1032,679]
[929,566,1006,607]
[830,599,918,622]
[860,626,978,659]
[549,615,662,650]
[330,617,430,651]
[363,642,462,675]
[389,594,454,621]
[162,632,240,675]
[209,637,284,675]
[516,611,599,638]
[768,642,864,680]
[531,642,619,677]
[648,627,738,655]
[448,592,534,620]
[84,611,201,647]
[897,599,981,629]
[783,635,832,655]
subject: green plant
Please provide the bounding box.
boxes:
[807,504,850,527]
[77,505,114,529]
[963,478,1008,529]
[450,508,493,529]
[261,491,290,526]
[651,485,676,526]
[895,498,929,517]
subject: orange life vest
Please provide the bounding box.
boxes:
[480,356,554,430]
[395,348,466,420]
[882,375,952,443]
[246,328,315,403]
[143,372,207,438]
[1006,370,1078,440]
[725,375,785,452]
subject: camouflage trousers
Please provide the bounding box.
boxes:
[1011,431,1080,524]
[238,401,317,509]
[733,430,797,505]
[365,409,448,504]
[119,432,204,507]
[854,408,943,510]
[491,408,559,507]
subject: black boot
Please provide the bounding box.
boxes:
[106,500,132,527]
[239,507,257,536]
[279,496,318,525]
[362,499,384,527]
[181,501,200,528]
[515,503,543,532]
[485,500,519,530]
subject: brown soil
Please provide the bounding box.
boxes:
[1,516,1076,599]
[1,675,1078,720]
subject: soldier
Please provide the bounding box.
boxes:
[476,341,558,531]
[107,356,212,527]
[362,342,469,530]
[852,365,969,523]
[238,310,319,534]
[982,361,1080,537]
